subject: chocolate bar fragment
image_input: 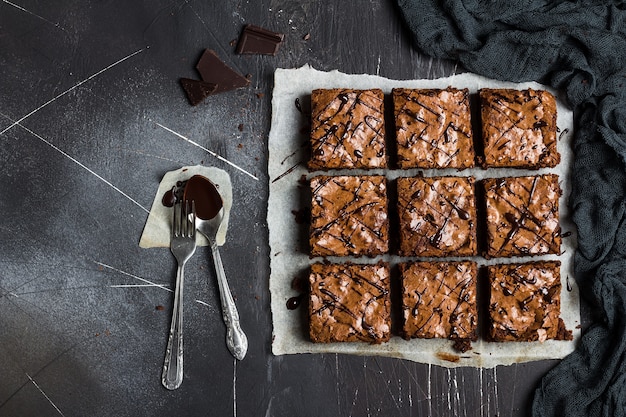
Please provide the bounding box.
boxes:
[392,88,475,169]
[180,78,217,106]
[483,174,562,258]
[308,261,391,343]
[309,175,389,257]
[488,261,572,342]
[396,176,477,257]
[236,24,285,55]
[400,261,478,341]
[195,49,250,94]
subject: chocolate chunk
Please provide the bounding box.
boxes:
[236,24,284,55]
[195,49,250,94]
[180,78,217,106]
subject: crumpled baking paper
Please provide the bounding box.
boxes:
[268,65,580,368]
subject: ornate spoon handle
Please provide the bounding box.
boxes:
[211,242,248,360]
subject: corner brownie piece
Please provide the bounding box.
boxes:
[393,88,475,169]
[396,176,477,257]
[310,175,389,257]
[309,89,386,170]
[400,261,478,341]
[309,262,391,343]
[488,261,572,342]
[483,174,561,258]
[480,88,560,169]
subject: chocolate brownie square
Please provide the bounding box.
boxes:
[308,262,391,343]
[488,261,572,342]
[309,89,386,170]
[400,261,478,340]
[479,88,559,169]
[392,87,475,169]
[310,175,389,257]
[483,174,561,258]
[396,176,477,257]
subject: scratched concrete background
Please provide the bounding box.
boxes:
[0,1,573,416]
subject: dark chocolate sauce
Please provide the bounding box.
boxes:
[291,208,310,224]
[286,294,304,310]
[295,97,303,113]
[162,186,177,207]
[566,276,572,292]
[183,175,223,220]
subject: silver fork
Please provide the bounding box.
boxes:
[162,200,196,390]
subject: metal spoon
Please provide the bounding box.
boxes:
[184,175,248,360]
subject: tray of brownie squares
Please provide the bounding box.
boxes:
[268,68,579,368]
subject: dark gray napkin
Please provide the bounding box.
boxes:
[396,1,626,416]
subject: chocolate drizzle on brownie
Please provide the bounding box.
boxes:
[309,175,389,257]
[308,262,391,343]
[488,261,572,342]
[400,261,478,342]
[484,174,561,257]
[397,176,477,257]
[392,88,475,169]
[480,88,559,169]
[309,89,387,170]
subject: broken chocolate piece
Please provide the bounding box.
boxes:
[195,49,250,94]
[180,78,217,106]
[236,24,284,55]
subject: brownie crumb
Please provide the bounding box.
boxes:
[452,339,473,353]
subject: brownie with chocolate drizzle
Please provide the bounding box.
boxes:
[480,88,560,169]
[309,89,387,170]
[396,176,477,257]
[308,261,391,343]
[400,261,478,342]
[310,175,389,257]
[488,261,572,342]
[392,87,475,169]
[483,174,562,258]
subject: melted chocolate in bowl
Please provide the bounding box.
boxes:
[183,175,223,220]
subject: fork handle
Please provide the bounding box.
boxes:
[162,264,185,390]
[211,243,248,360]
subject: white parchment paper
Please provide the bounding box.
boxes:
[268,66,580,368]
[140,165,232,248]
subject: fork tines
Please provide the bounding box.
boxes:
[173,200,196,238]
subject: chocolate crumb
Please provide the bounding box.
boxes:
[238,123,244,131]
[155,305,165,311]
